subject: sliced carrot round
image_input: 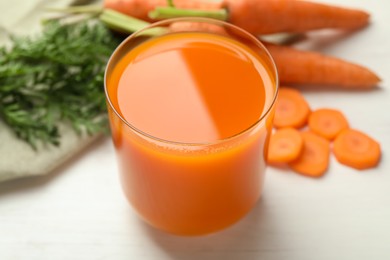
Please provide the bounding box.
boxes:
[308,108,349,140]
[273,87,311,129]
[267,128,303,164]
[333,129,381,170]
[289,131,330,177]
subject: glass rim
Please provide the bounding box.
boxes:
[104,17,279,147]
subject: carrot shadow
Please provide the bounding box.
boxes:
[289,83,384,94]
[293,26,371,52]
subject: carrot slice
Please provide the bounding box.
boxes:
[273,87,311,129]
[267,128,304,164]
[308,108,349,140]
[289,132,330,177]
[333,129,381,170]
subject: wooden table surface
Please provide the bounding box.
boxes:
[1,0,389,259]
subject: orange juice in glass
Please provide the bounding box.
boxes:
[105,18,278,236]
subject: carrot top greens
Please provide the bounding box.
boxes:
[0,21,120,148]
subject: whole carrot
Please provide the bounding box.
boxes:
[225,0,370,34]
[264,42,380,88]
[104,0,370,34]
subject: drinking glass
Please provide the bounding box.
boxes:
[105,18,278,236]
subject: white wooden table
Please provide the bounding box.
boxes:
[1,0,389,259]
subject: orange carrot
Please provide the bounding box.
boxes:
[267,128,303,164]
[103,0,370,34]
[289,131,330,177]
[333,129,381,170]
[274,87,311,129]
[264,43,381,88]
[225,0,370,35]
[308,108,349,140]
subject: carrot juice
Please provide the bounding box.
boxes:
[105,19,278,235]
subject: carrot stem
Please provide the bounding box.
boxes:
[46,6,167,36]
[100,9,149,32]
[100,9,167,36]
[149,6,228,21]
[45,5,103,14]
[167,0,175,8]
